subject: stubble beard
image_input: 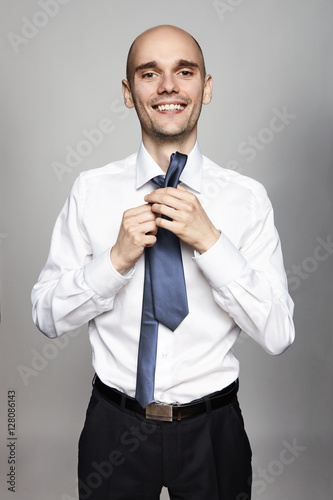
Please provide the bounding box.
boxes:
[133,95,203,146]
[147,121,194,145]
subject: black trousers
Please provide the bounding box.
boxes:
[78,381,252,500]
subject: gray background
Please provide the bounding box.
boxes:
[1,0,332,499]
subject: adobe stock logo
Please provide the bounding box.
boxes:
[51,97,130,182]
[287,235,333,292]
[237,107,296,162]
[7,0,72,54]
[213,0,245,22]
[252,439,307,496]
[17,329,81,386]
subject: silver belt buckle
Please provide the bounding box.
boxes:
[145,403,173,422]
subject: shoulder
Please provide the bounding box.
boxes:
[78,152,137,183]
[62,153,138,211]
[67,152,137,198]
[202,155,268,200]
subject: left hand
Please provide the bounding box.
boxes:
[144,185,220,254]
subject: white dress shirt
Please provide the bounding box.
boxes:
[31,142,295,403]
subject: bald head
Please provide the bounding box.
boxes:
[126,25,206,85]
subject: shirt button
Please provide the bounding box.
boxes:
[162,353,168,358]
[160,393,165,400]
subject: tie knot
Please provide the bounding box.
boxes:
[150,175,165,189]
[150,151,188,189]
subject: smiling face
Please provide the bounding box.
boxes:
[122,26,212,149]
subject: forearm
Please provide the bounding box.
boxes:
[213,268,295,354]
[32,248,133,338]
[194,233,295,354]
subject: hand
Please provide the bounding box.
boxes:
[144,186,220,254]
[110,204,157,274]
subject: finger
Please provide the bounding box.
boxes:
[145,187,192,205]
[155,216,180,235]
[144,187,177,203]
[150,203,180,222]
[124,203,154,218]
[149,194,188,213]
[138,220,158,235]
[143,234,157,247]
[146,226,158,236]
[135,210,156,224]
[124,208,156,226]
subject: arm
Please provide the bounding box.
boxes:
[145,184,295,354]
[32,176,157,338]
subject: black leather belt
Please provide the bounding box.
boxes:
[94,376,238,422]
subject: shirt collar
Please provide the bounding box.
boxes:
[136,141,203,193]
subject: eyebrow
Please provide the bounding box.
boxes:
[134,59,200,74]
[134,61,158,73]
[176,59,200,69]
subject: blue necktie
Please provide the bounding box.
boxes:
[135,152,189,408]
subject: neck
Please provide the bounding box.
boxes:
[142,133,197,172]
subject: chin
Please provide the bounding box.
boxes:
[152,132,189,143]
[152,124,192,139]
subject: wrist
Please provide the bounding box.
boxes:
[195,229,221,254]
[110,247,130,275]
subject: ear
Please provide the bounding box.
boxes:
[202,75,213,105]
[122,79,135,109]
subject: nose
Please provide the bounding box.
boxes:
[157,72,179,94]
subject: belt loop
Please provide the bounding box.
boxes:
[204,396,211,414]
[176,402,181,421]
[120,392,126,411]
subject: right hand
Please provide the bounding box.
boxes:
[110,204,158,274]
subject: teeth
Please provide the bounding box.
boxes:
[157,104,185,111]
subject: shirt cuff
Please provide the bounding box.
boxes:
[193,233,248,289]
[84,248,134,298]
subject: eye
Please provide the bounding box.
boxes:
[142,72,156,79]
[180,70,193,77]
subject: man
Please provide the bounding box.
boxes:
[32,25,295,500]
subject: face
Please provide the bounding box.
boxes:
[123,26,212,145]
